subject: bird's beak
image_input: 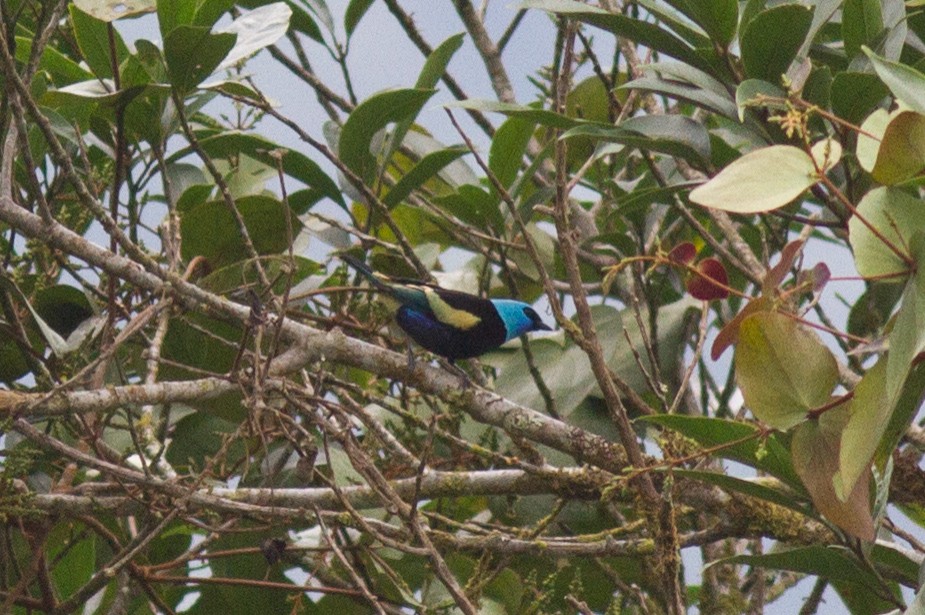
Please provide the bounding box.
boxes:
[535,322,553,331]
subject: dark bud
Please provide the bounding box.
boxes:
[667,242,697,265]
[687,258,729,300]
[260,538,288,565]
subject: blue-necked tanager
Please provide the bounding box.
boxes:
[342,255,551,363]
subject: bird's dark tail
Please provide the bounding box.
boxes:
[340,254,429,310]
[341,254,394,293]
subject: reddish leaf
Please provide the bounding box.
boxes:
[793,413,876,541]
[764,239,805,292]
[800,262,831,294]
[668,242,697,265]
[688,257,729,300]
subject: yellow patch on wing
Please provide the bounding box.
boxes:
[424,288,481,330]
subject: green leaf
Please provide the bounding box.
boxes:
[404,131,478,187]
[73,0,156,21]
[485,306,622,417]
[735,311,839,430]
[163,26,236,94]
[449,99,580,130]
[416,33,465,90]
[520,0,716,75]
[339,88,437,183]
[197,530,298,614]
[842,0,884,58]
[562,115,711,166]
[134,38,169,83]
[802,65,833,110]
[432,185,505,231]
[301,0,334,34]
[878,0,908,62]
[848,187,922,279]
[166,163,207,200]
[383,146,469,209]
[639,415,801,487]
[68,4,131,79]
[712,546,882,587]
[610,181,699,215]
[157,0,233,35]
[837,358,888,502]
[199,255,320,296]
[871,542,920,588]
[847,281,904,339]
[383,34,464,182]
[793,412,876,541]
[689,145,816,213]
[48,523,95,599]
[622,62,736,119]
[160,315,244,419]
[201,79,262,102]
[886,242,925,402]
[735,79,786,122]
[171,131,344,209]
[490,117,535,191]
[830,72,890,125]
[673,469,805,513]
[0,278,104,358]
[877,361,925,471]
[634,0,712,49]
[216,2,292,70]
[740,4,814,82]
[157,0,198,38]
[0,335,31,383]
[620,75,737,120]
[36,107,82,150]
[552,76,615,172]
[30,285,96,340]
[661,0,738,47]
[810,137,842,173]
[857,109,925,185]
[864,46,925,115]
[801,0,843,59]
[15,36,93,85]
[43,80,152,107]
[641,62,731,99]
[220,153,277,199]
[565,75,614,124]
[856,108,891,173]
[180,195,301,267]
[345,0,376,35]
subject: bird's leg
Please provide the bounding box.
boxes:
[465,359,489,388]
[406,341,416,372]
[440,358,472,389]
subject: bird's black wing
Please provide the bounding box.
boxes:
[396,304,507,361]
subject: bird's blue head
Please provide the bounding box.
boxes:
[491,300,552,342]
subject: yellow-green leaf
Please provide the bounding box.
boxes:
[848,187,922,279]
[837,358,887,502]
[690,145,816,213]
[857,109,925,184]
[735,311,838,429]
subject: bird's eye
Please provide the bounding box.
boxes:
[523,307,538,321]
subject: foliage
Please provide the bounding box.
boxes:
[3,0,925,613]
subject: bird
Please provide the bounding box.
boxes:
[342,255,551,363]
